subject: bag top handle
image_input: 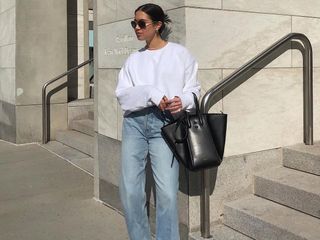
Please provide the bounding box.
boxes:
[191,93,203,125]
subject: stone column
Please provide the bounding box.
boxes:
[0,0,68,143]
[77,0,90,99]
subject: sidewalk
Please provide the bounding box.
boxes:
[0,140,128,240]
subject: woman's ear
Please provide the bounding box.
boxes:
[155,21,162,31]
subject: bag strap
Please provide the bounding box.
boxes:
[191,93,203,125]
[174,93,202,143]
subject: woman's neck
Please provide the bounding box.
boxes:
[146,35,167,50]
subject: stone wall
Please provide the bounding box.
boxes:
[96,0,320,157]
[95,0,320,234]
[15,0,68,143]
[0,0,16,142]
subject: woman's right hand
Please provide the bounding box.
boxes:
[158,96,168,111]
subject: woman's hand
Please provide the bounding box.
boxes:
[159,96,168,111]
[165,96,182,113]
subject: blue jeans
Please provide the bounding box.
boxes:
[119,107,180,240]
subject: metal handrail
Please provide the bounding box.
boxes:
[42,58,94,144]
[199,33,313,238]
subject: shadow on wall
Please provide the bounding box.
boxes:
[0,100,16,143]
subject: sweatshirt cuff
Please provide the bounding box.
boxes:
[150,88,165,106]
[180,93,194,110]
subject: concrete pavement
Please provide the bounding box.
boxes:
[0,140,128,240]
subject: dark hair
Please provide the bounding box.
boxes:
[135,3,171,37]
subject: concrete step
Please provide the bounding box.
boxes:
[283,142,320,176]
[56,130,94,157]
[88,110,94,120]
[68,98,94,107]
[254,167,320,218]
[41,141,94,175]
[224,195,320,240]
[69,119,94,137]
[189,224,252,240]
[68,98,94,124]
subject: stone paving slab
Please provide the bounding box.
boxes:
[41,141,94,175]
[0,140,128,240]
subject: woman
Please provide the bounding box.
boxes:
[115,3,200,240]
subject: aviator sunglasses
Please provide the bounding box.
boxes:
[131,20,153,29]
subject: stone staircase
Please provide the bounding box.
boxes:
[43,98,94,175]
[190,143,320,240]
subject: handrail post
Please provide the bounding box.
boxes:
[300,35,313,145]
[200,169,211,238]
[42,85,47,144]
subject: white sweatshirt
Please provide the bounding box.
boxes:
[116,42,200,115]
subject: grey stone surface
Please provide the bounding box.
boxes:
[0,99,16,142]
[16,0,68,105]
[292,17,320,68]
[70,118,94,136]
[185,0,221,9]
[0,68,15,104]
[223,0,320,18]
[97,0,186,25]
[0,43,15,68]
[88,110,94,120]
[167,8,187,45]
[16,103,67,143]
[0,6,15,46]
[97,133,121,186]
[283,142,320,176]
[188,148,282,228]
[56,130,94,157]
[42,141,93,175]
[198,69,223,112]
[97,69,118,139]
[68,98,94,124]
[189,224,252,240]
[0,0,15,13]
[0,140,128,240]
[68,98,94,107]
[254,167,320,218]
[186,8,291,69]
[222,68,307,156]
[97,21,143,69]
[224,195,320,240]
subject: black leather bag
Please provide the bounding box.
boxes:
[161,94,227,171]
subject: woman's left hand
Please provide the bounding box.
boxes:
[165,96,183,113]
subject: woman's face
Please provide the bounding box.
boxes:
[132,10,161,41]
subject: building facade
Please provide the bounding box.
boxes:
[95,0,320,237]
[0,0,319,238]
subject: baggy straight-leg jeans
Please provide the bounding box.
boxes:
[119,107,180,240]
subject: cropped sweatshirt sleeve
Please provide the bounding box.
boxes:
[180,57,201,110]
[115,59,165,112]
